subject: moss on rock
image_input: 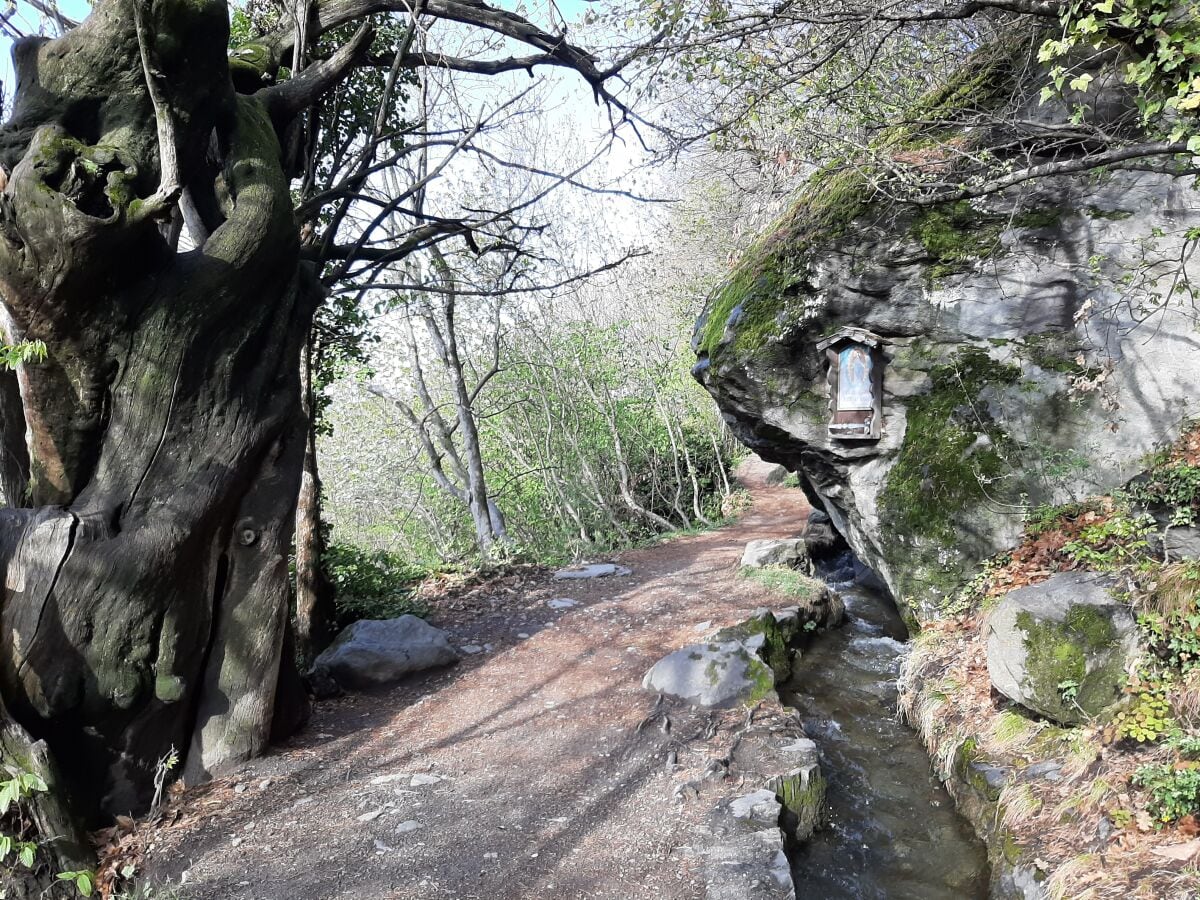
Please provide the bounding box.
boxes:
[694,36,1034,363]
[880,347,1021,545]
[1014,603,1122,723]
[912,201,1007,279]
[715,610,793,682]
[768,764,827,841]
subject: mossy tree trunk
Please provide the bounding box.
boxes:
[0,0,328,834]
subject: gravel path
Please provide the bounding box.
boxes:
[145,458,811,899]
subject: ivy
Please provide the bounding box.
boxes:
[1039,0,1200,147]
[0,763,94,896]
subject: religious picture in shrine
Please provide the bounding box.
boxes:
[816,328,884,441]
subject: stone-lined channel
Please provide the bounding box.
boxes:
[783,561,990,898]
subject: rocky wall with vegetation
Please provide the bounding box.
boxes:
[693,54,1200,623]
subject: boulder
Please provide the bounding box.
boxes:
[642,638,776,708]
[801,518,841,561]
[741,538,809,571]
[692,55,1200,622]
[763,464,790,485]
[985,572,1138,725]
[1148,524,1200,561]
[643,606,839,707]
[312,616,460,690]
[711,609,796,681]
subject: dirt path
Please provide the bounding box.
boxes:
[146,459,811,899]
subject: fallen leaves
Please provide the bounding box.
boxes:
[1150,837,1200,862]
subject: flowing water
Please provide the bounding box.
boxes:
[783,559,990,899]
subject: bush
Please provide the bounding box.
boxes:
[321,543,428,629]
[1132,762,1200,824]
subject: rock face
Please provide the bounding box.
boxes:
[741,538,808,570]
[312,616,460,690]
[985,573,1138,725]
[692,49,1200,622]
[801,511,842,561]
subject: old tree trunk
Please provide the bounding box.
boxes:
[0,0,321,856]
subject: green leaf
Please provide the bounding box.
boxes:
[1069,73,1094,91]
[18,844,34,868]
[0,779,20,816]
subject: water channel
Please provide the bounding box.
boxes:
[783,557,991,899]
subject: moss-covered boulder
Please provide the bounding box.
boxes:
[985,572,1137,725]
[642,638,777,708]
[692,39,1200,623]
[644,609,811,706]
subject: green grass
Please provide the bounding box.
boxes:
[740,564,821,599]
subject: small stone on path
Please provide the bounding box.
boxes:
[460,644,484,655]
[547,598,578,609]
[394,820,423,835]
[552,563,632,580]
[369,773,412,786]
[410,774,443,787]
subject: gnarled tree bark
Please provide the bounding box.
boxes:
[0,0,321,831]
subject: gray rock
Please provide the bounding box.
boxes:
[985,572,1138,725]
[700,825,795,900]
[968,762,1011,801]
[801,521,840,560]
[643,639,775,708]
[1022,760,1063,782]
[764,464,790,485]
[1148,524,1200,560]
[694,117,1200,624]
[740,538,809,570]
[552,563,632,580]
[312,616,459,690]
[546,598,579,609]
[394,820,422,834]
[730,789,782,824]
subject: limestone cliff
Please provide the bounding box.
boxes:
[693,46,1200,623]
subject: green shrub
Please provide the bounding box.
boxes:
[1132,763,1200,824]
[321,543,428,628]
[1139,609,1200,673]
[1062,512,1154,569]
[1129,461,1200,526]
